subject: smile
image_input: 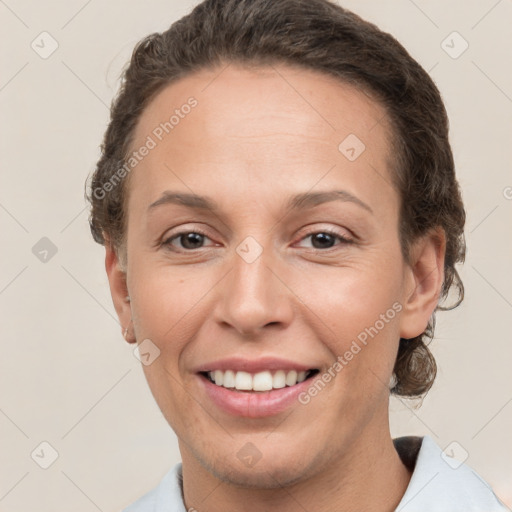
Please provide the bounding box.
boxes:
[202,369,319,392]
[197,366,321,417]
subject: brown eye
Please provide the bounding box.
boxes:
[310,232,337,249]
[296,230,353,250]
[179,232,205,249]
[163,231,213,251]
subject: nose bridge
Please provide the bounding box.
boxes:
[214,238,293,335]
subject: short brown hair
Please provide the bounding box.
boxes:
[87,0,466,398]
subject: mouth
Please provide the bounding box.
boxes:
[199,369,320,392]
[198,368,321,417]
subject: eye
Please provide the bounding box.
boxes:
[296,229,353,250]
[162,230,215,251]
[162,228,353,252]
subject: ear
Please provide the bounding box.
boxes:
[399,227,446,339]
[104,241,135,343]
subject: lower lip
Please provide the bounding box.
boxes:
[198,374,315,418]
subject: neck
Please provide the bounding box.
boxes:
[180,420,412,512]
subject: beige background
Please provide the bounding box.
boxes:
[1,0,511,510]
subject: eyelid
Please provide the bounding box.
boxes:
[293,227,355,248]
[294,221,355,240]
[161,226,216,250]
[160,224,356,252]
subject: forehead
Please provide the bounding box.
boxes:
[133,63,391,148]
[127,63,397,217]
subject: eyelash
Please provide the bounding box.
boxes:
[162,228,354,252]
[295,228,354,250]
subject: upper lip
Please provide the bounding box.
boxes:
[194,356,319,374]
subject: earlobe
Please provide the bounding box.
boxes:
[399,228,446,340]
[104,242,136,343]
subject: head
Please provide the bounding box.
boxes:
[88,0,465,488]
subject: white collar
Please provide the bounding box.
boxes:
[394,435,508,511]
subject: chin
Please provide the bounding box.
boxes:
[197,446,321,490]
[213,463,311,489]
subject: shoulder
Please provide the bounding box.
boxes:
[394,435,509,512]
[122,463,186,512]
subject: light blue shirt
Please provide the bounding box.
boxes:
[123,435,509,511]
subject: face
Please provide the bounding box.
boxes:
[107,63,442,488]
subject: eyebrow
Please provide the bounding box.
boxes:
[148,190,373,214]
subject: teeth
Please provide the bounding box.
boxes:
[235,371,253,390]
[214,370,223,386]
[206,369,312,391]
[297,371,307,383]
[273,370,286,389]
[223,370,235,388]
[285,370,298,386]
[253,371,273,391]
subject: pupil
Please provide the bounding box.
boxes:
[312,233,335,249]
[179,233,336,250]
[182,233,203,249]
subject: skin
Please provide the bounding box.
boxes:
[105,63,445,512]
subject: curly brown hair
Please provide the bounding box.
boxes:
[87,0,466,398]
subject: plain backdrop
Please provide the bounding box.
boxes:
[1,0,511,511]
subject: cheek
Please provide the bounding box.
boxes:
[294,257,404,394]
[129,264,209,347]
[297,256,403,339]
[140,362,195,436]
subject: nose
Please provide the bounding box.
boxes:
[213,242,295,337]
